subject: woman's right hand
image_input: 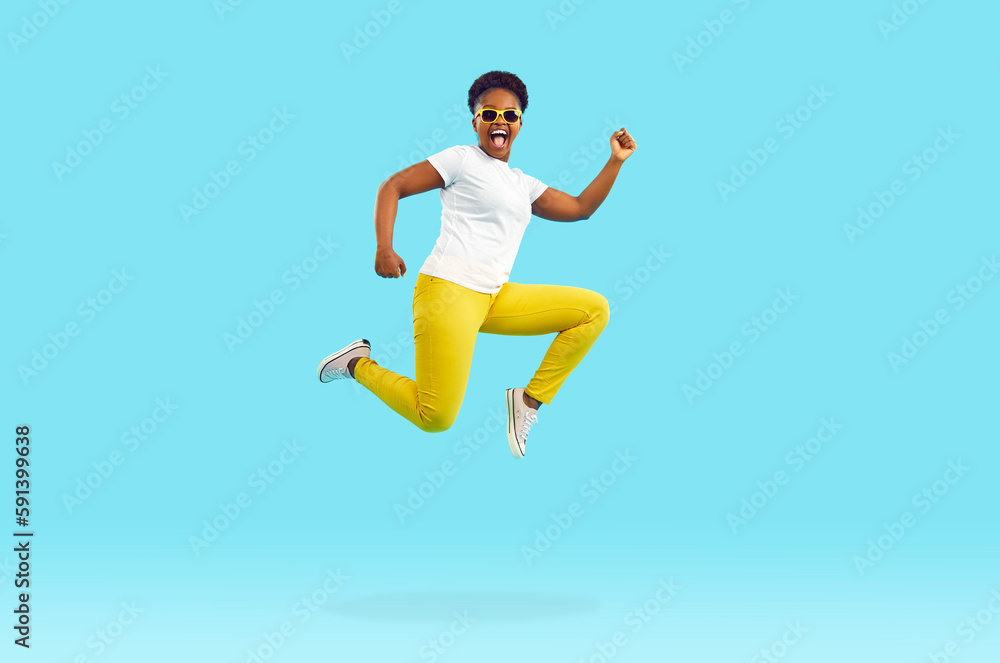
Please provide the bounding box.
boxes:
[374,247,406,278]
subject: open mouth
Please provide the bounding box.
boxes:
[490,128,508,149]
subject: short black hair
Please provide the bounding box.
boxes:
[468,71,529,115]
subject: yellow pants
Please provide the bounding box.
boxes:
[354,273,610,432]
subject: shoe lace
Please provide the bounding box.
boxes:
[519,409,538,441]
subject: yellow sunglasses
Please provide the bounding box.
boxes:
[476,108,522,124]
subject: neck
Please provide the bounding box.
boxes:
[478,145,509,162]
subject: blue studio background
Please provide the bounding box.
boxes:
[3,1,999,661]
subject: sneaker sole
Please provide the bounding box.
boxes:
[317,339,370,383]
[505,388,525,459]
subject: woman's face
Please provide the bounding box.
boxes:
[472,87,522,162]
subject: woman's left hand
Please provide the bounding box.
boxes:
[611,128,637,162]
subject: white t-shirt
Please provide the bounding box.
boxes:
[420,144,549,294]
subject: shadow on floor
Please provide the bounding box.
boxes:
[326,591,601,621]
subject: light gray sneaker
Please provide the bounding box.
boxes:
[505,387,539,458]
[317,339,370,382]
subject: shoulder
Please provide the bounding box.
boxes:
[429,144,476,165]
[431,144,468,157]
[510,166,543,184]
[427,145,474,181]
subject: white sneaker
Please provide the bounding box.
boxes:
[317,339,370,382]
[505,387,538,458]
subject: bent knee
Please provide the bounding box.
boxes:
[587,292,610,329]
[415,409,458,433]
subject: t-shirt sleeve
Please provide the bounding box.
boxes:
[523,173,548,203]
[426,145,468,188]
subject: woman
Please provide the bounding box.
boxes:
[317,71,636,458]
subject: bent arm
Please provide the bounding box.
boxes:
[531,155,624,222]
[375,160,445,250]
